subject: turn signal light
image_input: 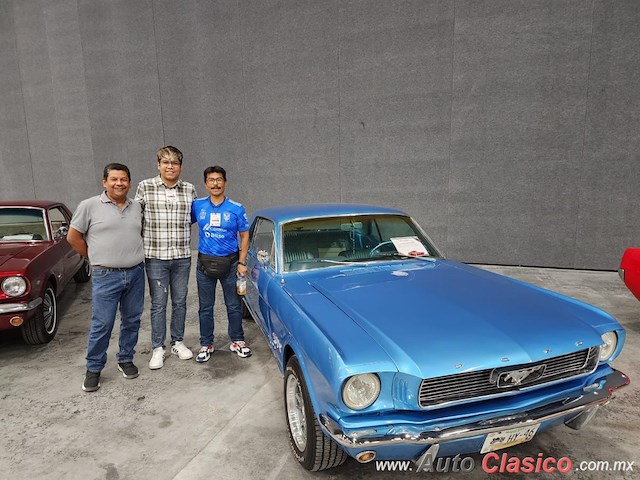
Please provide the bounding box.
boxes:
[9,316,24,327]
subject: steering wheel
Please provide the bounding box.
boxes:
[369,241,395,256]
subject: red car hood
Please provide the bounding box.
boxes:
[0,243,49,272]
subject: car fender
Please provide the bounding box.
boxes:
[245,269,349,418]
[266,275,399,419]
[23,246,60,297]
[266,282,342,417]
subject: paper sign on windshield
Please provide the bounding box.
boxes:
[390,236,427,256]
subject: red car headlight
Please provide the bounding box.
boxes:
[1,276,28,297]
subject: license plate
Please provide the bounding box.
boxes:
[480,424,540,453]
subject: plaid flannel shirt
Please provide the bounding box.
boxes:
[135,176,197,260]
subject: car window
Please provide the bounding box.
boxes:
[0,208,48,241]
[48,207,69,239]
[251,217,276,269]
[374,216,421,240]
[282,214,440,272]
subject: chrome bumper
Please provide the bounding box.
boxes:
[0,297,42,315]
[319,369,629,449]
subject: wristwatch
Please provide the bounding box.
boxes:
[239,260,247,266]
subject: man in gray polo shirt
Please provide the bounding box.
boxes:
[68,163,145,393]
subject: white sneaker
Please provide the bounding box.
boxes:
[230,341,252,358]
[195,345,214,363]
[149,347,165,370]
[171,341,194,360]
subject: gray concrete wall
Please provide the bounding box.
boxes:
[0,0,638,270]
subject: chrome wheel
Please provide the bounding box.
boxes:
[74,258,92,283]
[21,284,59,344]
[42,287,57,334]
[286,371,307,451]
[283,356,347,471]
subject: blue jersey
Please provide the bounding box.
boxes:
[192,197,249,256]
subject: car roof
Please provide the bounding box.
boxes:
[0,200,65,209]
[252,203,408,224]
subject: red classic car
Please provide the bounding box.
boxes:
[619,248,640,301]
[0,201,91,344]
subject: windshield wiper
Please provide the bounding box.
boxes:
[317,258,372,266]
[370,252,438,262]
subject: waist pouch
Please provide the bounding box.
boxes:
[198,252,238,279]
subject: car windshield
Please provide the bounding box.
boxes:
[282,214,440,272]
[0,208,48,242]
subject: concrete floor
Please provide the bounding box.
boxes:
[1,262,638,480]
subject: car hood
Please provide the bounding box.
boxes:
[0,243,49,271]
[301,260,616,378]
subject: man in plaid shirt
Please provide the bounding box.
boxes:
[135,146,198,369]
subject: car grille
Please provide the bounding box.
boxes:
[418,347,600,408]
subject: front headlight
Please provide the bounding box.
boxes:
[599,331,618,361]
[2,276,28,297]
[342,373,380,410]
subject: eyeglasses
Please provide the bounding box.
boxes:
[206,177,225,184]
[159,160,181,167]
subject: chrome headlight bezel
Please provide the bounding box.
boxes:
[342,373,381,410]
[599,331,618,361]
[1,276,28,297]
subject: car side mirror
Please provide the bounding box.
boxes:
[257,249,270,266]
[56,225,69,238]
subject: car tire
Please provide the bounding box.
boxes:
[284,356,347,471]
[73,258,92,283]
[21,285,58,345]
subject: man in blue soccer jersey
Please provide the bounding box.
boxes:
[192,166,250,363]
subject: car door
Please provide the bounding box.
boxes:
[246,217,279,350]
[47,206,79,287]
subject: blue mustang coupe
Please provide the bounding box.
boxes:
[243,203,628,471]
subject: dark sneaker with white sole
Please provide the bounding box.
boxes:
[82,371,101,392]
[117,362,139,379]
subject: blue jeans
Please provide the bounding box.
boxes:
[196,260,243,346]
[145,257,191,348]
[86,263,145,372]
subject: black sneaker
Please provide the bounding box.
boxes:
[117,362,139,379]
[82,371,100,392]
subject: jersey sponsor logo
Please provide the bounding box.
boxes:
[204,231,225,239]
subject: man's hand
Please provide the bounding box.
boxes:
[237,263,248,277]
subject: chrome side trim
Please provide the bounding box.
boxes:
[0,297,42,314]
[319,370,628,449]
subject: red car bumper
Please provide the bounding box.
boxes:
[0,298,41,331]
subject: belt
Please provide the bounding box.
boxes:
[92,262,143,271]
[198,251,239,262]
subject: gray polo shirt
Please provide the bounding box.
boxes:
[70,192,144,268]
